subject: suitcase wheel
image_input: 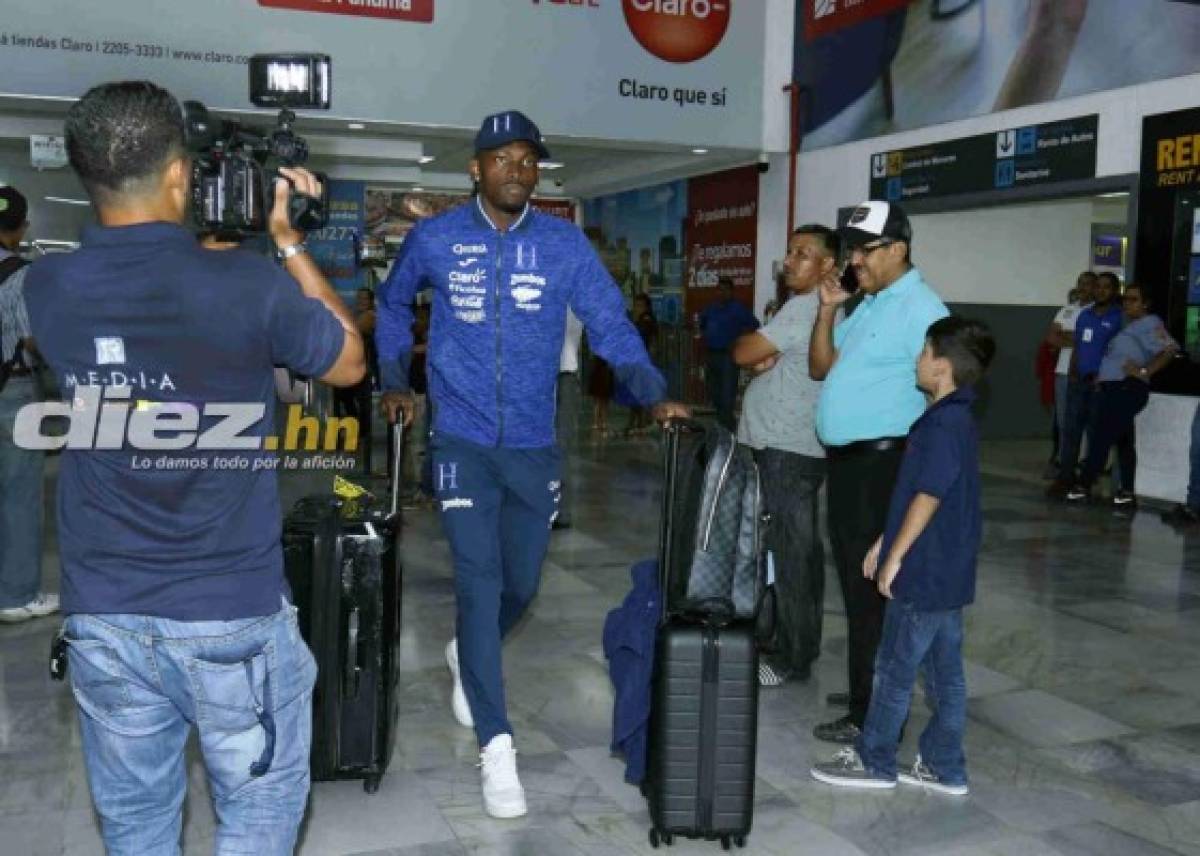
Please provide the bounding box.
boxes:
[363,775,381,794]
[648,828,659,849]
[734,835,747,848]
[648,829,674,848]
[721,836,731,851]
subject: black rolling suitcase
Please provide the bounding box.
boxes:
[644,421,762,851]
[282,423,404,793]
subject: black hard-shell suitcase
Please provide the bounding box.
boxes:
[644,420,760,850]
[282,423,403,793]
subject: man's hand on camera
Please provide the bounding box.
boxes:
[381,391,416,427]
[651,400,692,425]
[270,167,322,249]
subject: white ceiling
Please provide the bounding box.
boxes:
[0,94,760,201]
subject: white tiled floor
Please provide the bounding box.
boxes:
[3,431,1200,854]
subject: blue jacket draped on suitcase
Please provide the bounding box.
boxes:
[603,559,661,784]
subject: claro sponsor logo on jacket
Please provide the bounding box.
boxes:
[257,0,434,23]
[622,0,730,64]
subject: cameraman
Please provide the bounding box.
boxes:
[24,81,364,855]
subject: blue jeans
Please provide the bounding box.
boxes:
[65,601,317,856]
[856,600,968,786]
[0,379,44,608]
[1057,377,1096,481]
[1188,405,1200,511]
[432,434,560,747]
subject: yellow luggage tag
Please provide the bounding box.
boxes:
[333,475,371,500]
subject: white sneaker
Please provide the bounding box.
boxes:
[445,638,474,728]
[0,592,59,624]
[479,734,527,818]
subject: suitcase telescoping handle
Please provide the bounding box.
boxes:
[658,418,705,621]
[387,420,404,520]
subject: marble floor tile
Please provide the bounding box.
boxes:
[969,689,1136,747]
[1043,821,1195,856]
[13,431,1200,854]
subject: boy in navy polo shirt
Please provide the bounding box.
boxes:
[811,316,995,795]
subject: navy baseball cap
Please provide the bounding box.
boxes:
[474,110,551,159]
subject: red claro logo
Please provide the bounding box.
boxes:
[622,0,730,64]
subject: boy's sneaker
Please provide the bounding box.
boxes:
[897,755,970,796]
[1162,504,1200,527]
[445,639,474,728]
[0,592,60,624]
[479,734,527,818]
[810,747,896,790]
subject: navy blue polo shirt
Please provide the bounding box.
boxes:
[1073,304,1122,377]
[24,222,344,620]
[699,298,759,351]
[879,386,981,611]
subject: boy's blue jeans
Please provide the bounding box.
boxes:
[855,599,968,787]
[65,601,317,856]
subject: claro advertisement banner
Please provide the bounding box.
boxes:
[0,0,763,150]
[683,164,758,318]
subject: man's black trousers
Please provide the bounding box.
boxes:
[826,444,905,728]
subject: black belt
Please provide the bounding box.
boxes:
[827,436,907,457]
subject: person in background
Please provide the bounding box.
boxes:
[732,225,839,687]
[0,184,58,624]
[811,317,995,796]
[699,277,759,430]
[1050,271,1123,497]
[1066,283,1178,509]
[1043,273,1095,479]
[809,200,948,746]
[622,294,659,437]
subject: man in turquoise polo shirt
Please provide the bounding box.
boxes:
[809,201,948,744]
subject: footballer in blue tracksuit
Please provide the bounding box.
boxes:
[375,110,689,818]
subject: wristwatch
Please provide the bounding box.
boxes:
[276,241,308,262]
[1137,366,1149,379]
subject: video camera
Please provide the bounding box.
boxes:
[183,53,331,238]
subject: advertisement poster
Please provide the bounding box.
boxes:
[795,0,1200,149]
[0,0,765,150]
[683,165,759,319]
[581,181,687,324]
[308,179,365,301]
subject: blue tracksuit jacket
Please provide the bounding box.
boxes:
[376,198,666,448]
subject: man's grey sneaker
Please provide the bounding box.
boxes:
[897,755,969,796]
[813,714,862,744]
[810,747,897,790]
[0,592,60,624]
